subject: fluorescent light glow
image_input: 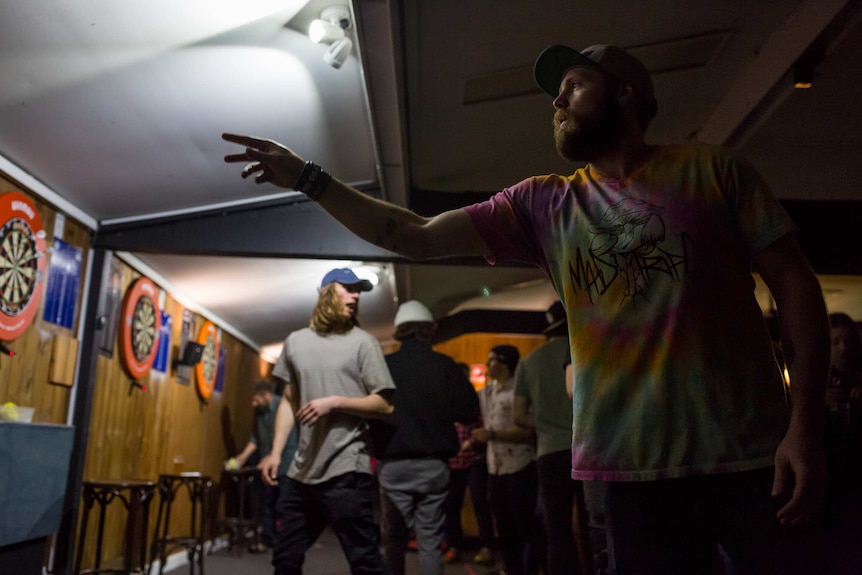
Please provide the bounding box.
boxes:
[354,265,381,286]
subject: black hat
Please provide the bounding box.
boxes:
[534,44,655,107]
[543,301,568,335]
[490,345,520,374]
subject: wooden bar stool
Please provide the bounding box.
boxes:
[148,473,212,575]
[222,467,262,555]
[74,479,157,575]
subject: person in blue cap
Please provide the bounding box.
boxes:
[260,267,395,575]
[226,41,829,575]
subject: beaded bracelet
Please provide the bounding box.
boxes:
[293,161,332,201]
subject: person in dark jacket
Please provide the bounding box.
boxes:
[375,300,481,575]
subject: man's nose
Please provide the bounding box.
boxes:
[552,93,566,109]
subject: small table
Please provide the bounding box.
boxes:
[222,467,262,555]
[74,479,157,575]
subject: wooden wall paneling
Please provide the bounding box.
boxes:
[49,333,79,386]
[0,176,272,571]
[74,264,267,570]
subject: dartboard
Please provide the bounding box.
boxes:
[195,320,219,399]
[119,277,161,380]
[132,296,158,361]
[0,192,46,341]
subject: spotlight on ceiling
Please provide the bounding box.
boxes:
[308,6,353,68]
[324,37,353,69]
[308,6,348,43]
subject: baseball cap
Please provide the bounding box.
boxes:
[534,44,655,107]
[320,268,373,292]
[543,301,568,335]
[490,345,520,374]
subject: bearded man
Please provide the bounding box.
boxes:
[227,43,829,575]
[230,379,298,553]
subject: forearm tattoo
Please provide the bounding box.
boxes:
[374,215,399,251]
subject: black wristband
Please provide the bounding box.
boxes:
[293,161,332,201]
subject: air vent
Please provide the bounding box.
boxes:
[463,31,732,105]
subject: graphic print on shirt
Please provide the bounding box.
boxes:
[568,198,692,305]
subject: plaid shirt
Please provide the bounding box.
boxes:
[448,419,485,470]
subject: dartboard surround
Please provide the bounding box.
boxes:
[119,277,161,380]
[0,192,46,341]
[195,320,219,400]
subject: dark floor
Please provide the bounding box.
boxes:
[166,528,501,575]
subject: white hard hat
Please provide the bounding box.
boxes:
[394,300,434,326]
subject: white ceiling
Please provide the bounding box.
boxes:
[1,0,861,359]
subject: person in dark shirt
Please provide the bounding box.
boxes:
[229,380,298,553]
[375,300,480,575]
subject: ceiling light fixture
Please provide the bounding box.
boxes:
[308,6,353,69]
[793,62,813,89]
[793,45,823,89]
[324,37,353,69]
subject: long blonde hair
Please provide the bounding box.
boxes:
[309,283,360,334]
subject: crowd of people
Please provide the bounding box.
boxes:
[230,266,584,574]
[220,39,860,575]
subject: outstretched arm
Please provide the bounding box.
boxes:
[223,133,490,260]
[754,233,829,526]
[234,441,257,467]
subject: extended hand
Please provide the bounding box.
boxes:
[222,133,305,189]
[296,397,338,426]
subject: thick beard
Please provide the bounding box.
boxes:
[554,96,622,163]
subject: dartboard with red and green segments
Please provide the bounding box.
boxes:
[0,192,46,341]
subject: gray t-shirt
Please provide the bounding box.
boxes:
[272,326,395,484]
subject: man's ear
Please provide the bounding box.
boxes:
[618,83,635,107]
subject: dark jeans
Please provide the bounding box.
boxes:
[272,473,390,575]
[537,450,588,575]
[603,467,825,575]
[259,480,279,547]
[443,458,494,549]
[489,461,542,575]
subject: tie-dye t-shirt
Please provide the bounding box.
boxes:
[464,142,794,481]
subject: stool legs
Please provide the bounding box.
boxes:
[149,474,211,575]
[74,481,156,575]
[74,488,95,575]
[222,468,262,555]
